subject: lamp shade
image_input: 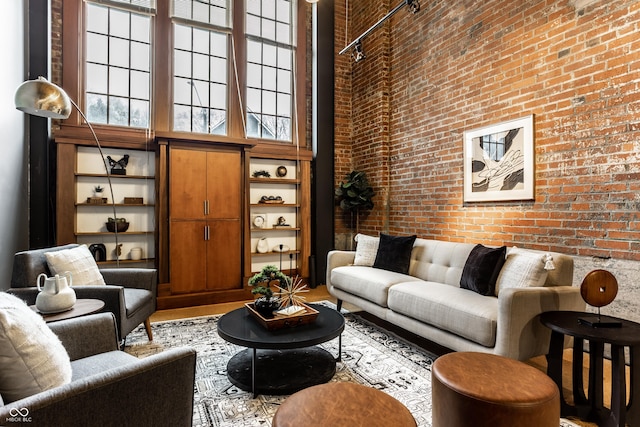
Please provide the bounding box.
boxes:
[14,77,72,119]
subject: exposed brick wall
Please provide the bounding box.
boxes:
[51,0,62,86]
[335,0,640,261]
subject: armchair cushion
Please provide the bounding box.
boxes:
[0,293,72,403]
[44,244,106,286]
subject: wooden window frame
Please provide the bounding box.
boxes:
[58,0,307,149]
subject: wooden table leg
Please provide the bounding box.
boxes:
[589,341,605,422]
[547,330,573,415]
[573,338,588,406]
[608,344,626,427]
[628,346,640,427]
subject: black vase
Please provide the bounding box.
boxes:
[254,297,279,318]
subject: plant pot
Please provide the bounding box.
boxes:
[254,296,279,318]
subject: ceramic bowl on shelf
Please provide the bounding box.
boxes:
[106,218,129,233]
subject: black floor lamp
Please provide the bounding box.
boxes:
[14,76,120,264]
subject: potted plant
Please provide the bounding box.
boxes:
[335,170,375,246]
[248,265,288,317]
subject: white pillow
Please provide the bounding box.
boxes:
[495,247,549,296]
[45,244,106,286]
[0,293,72,402]
[353,234,379,266]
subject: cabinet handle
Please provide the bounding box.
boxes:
[205,225,210,241]
[203,200,208,215]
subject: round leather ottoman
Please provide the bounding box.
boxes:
[272,382,417,427]
[431,352,559,427]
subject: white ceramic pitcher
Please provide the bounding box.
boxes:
[36,271,76,314]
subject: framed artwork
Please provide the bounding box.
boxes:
[463,115,535,202]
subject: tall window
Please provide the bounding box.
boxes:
[171,0,230,135]
[245,0,295,141]
[85,1,152,128]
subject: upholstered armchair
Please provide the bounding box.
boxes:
[8,244,157,343]
[0,312,196,426]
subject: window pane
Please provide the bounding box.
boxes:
[276,22,290,44]
[277,93,290,116]
[263,0,276,19]
[131,41,150,71]
[277,0,290,23]
[263,44,277,67]
[247,63,261,88]
[263,66,276,91]
[130,70,150,100]
[246,0,260,15]
[247,88,261,113]
[172,23,228,134]
[85,4,151,128]
[246,14,260,37]
[174,50,192,77]
[86,93,108,124]
[262,18,276,41]
[174,24,192,51]
[86,33,108,64]
[87,4,108,33]
[86,63,108,93]
[277,47,291,70]
[277,69,290,93]
[110,9,130,39]
[109,38,130,68]
[108,96,129,125]
[247,40,261,63]
[263,91,276,115]
[109,67,129,97]
[171,0,231,29]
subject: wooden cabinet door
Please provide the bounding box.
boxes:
[206,151,241,219]
[206,219,242,290]
[169,220,208,293]
[170,148,207,220]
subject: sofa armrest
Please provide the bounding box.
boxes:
[0,347,196,427]
[100,268,157,293]
[495,286,585,360]
[326,250,356,286]
[48,313,119,360]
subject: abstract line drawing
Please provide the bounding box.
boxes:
[463,115,534,202]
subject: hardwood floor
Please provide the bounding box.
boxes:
[151,285,623,427]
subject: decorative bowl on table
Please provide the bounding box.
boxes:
[106,218,129,232]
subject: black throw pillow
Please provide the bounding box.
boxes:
[460,244,507,296]
[372,233,417,274]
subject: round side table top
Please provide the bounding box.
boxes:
[540,310,640,346]
[31,298,105,322]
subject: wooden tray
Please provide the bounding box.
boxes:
[245,302,319,331]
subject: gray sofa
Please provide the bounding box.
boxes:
[0,313,196,426]
[327,237,586,361]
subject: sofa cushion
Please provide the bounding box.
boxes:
[353,234,379,266]
[45,244,106,286]
[388,281,498,347]
[330,266,422,307]
[495,247,549,296]
[460,245,507,296]
[373,233,417,274]
[0,293,72,403]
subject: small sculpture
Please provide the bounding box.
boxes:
[107,154,129,175]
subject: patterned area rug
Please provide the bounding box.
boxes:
[124,302,579,427]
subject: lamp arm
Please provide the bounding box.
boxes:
[68,99,120,265]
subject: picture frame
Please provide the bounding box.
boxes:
[463,115,535,203]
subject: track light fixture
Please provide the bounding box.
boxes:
[352,41,366,63]
[339,0,421,63]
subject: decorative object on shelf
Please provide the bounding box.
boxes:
[107,154,129,175]
[106,217,130,233]
[276,165,288,177]
[14,77,122,265]
[578,269,622,328]
[335,171,375,245]
[273,216,290,227]
[87,197,108,205]
[273,244,290,253]
[130,247,143,261]
[259,195,284,204]
[252,170,271,178]
[35,271,76,314]
[252,214,266,229]
[256,237,269,253]
[124,197,144,204]
[88,243,106,262]
[93,185,105,197]
[115,243,123,257]
[248,265,288,318]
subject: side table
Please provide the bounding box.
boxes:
[30,299,105,322]
[540,310,640,427]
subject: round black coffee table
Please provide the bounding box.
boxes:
[540,310,640,427]
[217,304,345,397]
